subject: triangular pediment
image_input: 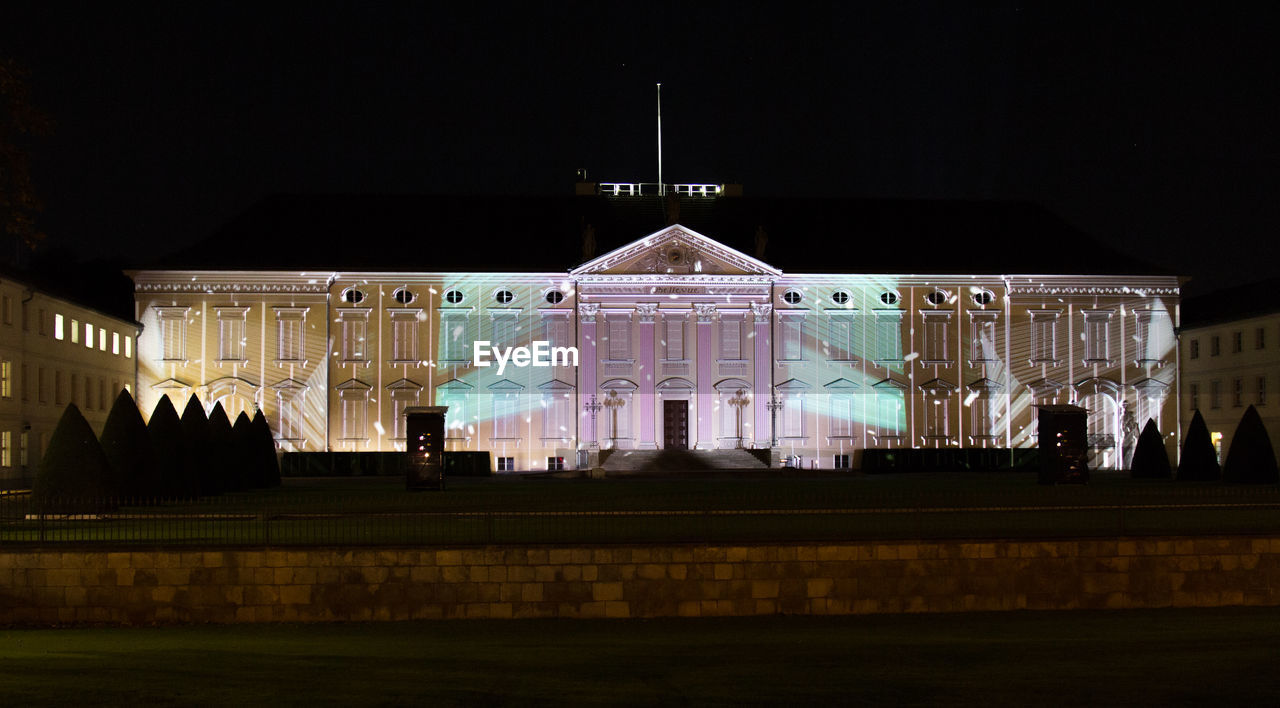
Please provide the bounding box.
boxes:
[570,224,782,277]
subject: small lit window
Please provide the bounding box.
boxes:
[972,290,995,306]
[85,322,94,348]
[54,313,64,340]
[495,289,515,304]
[547,456,565,471]
[831,290,850,305]
[444,290,465,304]
[392,288,415,305]
[782,289,804,305]
[342,288,366,304]
[879,291,899,306]
[925,290,949,306]
[545,290,565,305]
[496,456,515,471]
[71,319,80,344]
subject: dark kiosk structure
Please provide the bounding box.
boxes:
[1037,405,1090,485]
[405,406,448,491]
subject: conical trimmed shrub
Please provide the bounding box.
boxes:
[232,412,256,489]
[252,410,281,487]
[1178,410,1220,481]
[179,394,212,498]
[147,395,185,497]
[1223,405,1279,484]
[33,403,113,512]
[99,389,158,497]
[1130,419,1171,479]
[206,402,237,494]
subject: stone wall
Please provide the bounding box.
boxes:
[3,537,1280,625]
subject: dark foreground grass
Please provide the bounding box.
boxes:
[3,607,1280,706]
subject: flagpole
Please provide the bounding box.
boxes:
[656,83,664,197]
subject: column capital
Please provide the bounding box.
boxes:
[750,302,773,324]
[694,303,718,323]
[635,303,659,323]
[578,303,600,323]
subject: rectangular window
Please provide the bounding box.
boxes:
[216,306,249,362]
[780,314,805,361]
[276,388,305,441]
[439,311,470,362]
[19,431,27,467]
[1232,331,1243,354]
[70,373,78,406]
[1258,327,1267,350]
[1211,335,1220,356]
[922,310,953,364]
[21,300,28,331]
[874,311,903,363]
[98,328,107,351]
[38,367,47,404]
[125,335,132,359]
[1136,310,1173,365]
[1189,339,1199,359]
[606,314,631,360]
[20,363,28,402]
[155,307,188,361]
[829,395,854,438]
[389,389,419,441]
[826,314,854,362]
[71,319,79,344]
[543,392,572,440]
[112,331,120,355]
[54,313,64,340]
[924,394,950,439]
[542,314,573,352]
[0,360,9,399]
[339,309,370,363]
[54,370,63,405]
[1259,376,1267,406]
[833,454,851,469]
[1082,310,1113,364]
[720,316,743,360]
[1029,310,1061,364]
[547,456,565,471]
[781,394,804,438]
[84,376,93,410]
[1,294,10,325]
[1210,380,1221,409]
[491,312,519,351]
[493,395,517,439]
[663,316,684,360]
[84,322,93,348]
[99,379,107,410]
[875,393,904,440]
[969,312,999,364]
[339,390,368,440]
[1233,378,1243,407]
[970,395,997,439]
[496,456,515,472]
[1189,382,1199,411]
[389,309,421,363]
[1,431,10,468]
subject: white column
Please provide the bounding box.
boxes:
[694,303,717,449]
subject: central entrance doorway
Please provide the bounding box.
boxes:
[663,400,688,450]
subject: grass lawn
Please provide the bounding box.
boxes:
[2,607,1279,705]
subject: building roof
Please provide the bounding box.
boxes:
[146,191,1168,276]
[1181,276,1280,330]
[0,258,138,325]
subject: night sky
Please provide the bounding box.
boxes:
[3,2,1278,292]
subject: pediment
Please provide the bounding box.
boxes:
[570,224,782,277]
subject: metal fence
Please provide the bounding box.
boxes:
[4,486,1280,547]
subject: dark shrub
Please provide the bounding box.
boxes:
[147,395,184,497]
[179,394,212,498]
[33,403,113,511]
[252,410,280,488]
[99,389,158,497]
[1129,419,1171,479]
[1178,410,1220,481]
[1223,405,1279,484]
[206,402,237,493]
[232,411,256,489]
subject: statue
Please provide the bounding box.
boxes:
[1121,402,1140,469]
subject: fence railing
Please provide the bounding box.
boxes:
[5,487,1280,547]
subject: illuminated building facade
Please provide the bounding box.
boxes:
[129,186,1181,471]
[0,270,141,486]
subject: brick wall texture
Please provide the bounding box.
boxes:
[3,537,1280,625]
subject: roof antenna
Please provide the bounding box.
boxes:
[656,82,664,197]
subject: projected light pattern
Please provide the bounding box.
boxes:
[130,225,1180,471]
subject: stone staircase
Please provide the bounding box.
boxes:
[600,448,770,474]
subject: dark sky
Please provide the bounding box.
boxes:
[3,1,1279,292]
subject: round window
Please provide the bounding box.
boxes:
[925,290,948,306]
[392,287,415,305]
[972,290,995,306]
[545,290,565,305]
[342,288,366,304]
[831,290,850,305]
[495,289,515,304]
[444,290,464,304]
[879,291,899,306]
[782,289,804,305]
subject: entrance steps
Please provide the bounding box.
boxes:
[600,448,770,473]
